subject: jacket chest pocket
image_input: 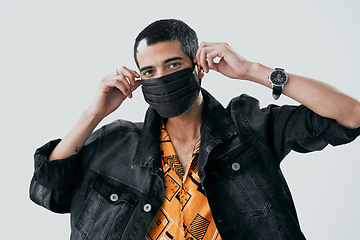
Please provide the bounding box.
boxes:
[75,175,139,240]
[206,147,276,216]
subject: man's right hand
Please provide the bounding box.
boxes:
[49,66,141,161]
[86,66,142,123]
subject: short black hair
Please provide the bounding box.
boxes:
[134,19,198,68]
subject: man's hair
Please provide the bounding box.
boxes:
[134,19,199,68]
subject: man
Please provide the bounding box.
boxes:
[30,19,360,239]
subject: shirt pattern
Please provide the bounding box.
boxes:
[146,120,221,240]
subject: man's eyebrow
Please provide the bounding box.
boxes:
[140,66,153,72]
[163,56,183,64]
[139,57,184,72]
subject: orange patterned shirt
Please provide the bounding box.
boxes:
[146,120,222,240]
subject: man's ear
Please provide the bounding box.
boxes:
[197,65,205,79]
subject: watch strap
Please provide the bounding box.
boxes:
[272,85,282,100]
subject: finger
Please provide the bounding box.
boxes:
[197,42,220,73]
[127,79,142,98]
[117,66,137,86]
[206,49,220,71]
[195,42,206,69]
[107,74,132,98]
[114,77,133,98]
[131,70,140,79]
[199,47,209,73]
[130,80,142,92]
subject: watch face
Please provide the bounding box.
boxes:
[270,69,288,85]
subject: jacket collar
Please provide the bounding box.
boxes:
[131,88,238,169]
[131,106,162,169]
[200,88,238,140]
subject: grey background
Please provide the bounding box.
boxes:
[0,0,359,239]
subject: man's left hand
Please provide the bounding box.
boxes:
[194,42,251,80]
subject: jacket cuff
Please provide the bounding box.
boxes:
[34,139,81,190]
[312,114,360,146]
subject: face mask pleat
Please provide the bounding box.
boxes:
[141,67,200,118]
[148,89,200,118]
[143,81,199,103]
[141,68,193,86]
[141,75,190,95]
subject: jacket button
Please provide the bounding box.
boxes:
[110,193,119,202]
[232,162,241,171]
[143,203,152,212]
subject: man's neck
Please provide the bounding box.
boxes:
[165,92,204,143]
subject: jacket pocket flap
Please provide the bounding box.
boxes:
[208,147,258,179]
[92,175,139,206]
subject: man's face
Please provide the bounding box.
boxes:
[137,40,194,80]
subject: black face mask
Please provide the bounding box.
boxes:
[141,67,200,118]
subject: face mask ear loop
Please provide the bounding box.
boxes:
[193,64,201,86]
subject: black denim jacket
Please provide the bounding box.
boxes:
[30,89,360,239]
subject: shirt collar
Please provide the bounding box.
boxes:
[131,88,238,169]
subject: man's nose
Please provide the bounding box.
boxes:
[155,69,167,78]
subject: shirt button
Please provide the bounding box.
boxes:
[143,203,152,212]
[232,162,241,171]
[110,193,119,202]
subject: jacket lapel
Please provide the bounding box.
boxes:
[131,106,162,169]
[131,88,239,175]
[198,89,239,177]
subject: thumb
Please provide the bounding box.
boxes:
[130,80,142,92]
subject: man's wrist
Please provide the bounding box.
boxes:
[81,109,103,130]
[244,62,273,88]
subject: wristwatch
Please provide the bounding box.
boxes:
[269,68,288,100]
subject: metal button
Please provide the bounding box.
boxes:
[110,193,119,202]
[143,203,152,212]
[231,162,241,171]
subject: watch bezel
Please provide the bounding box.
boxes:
[269,68,288,87]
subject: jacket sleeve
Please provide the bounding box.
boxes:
[28,120,135,214]
[235,94,360,163]
[29,139,84,213]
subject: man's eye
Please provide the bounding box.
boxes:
[144,70,155,76]
[169,62,181,68]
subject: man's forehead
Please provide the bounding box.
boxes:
[136,40,187,68]
[137,39,182,52]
